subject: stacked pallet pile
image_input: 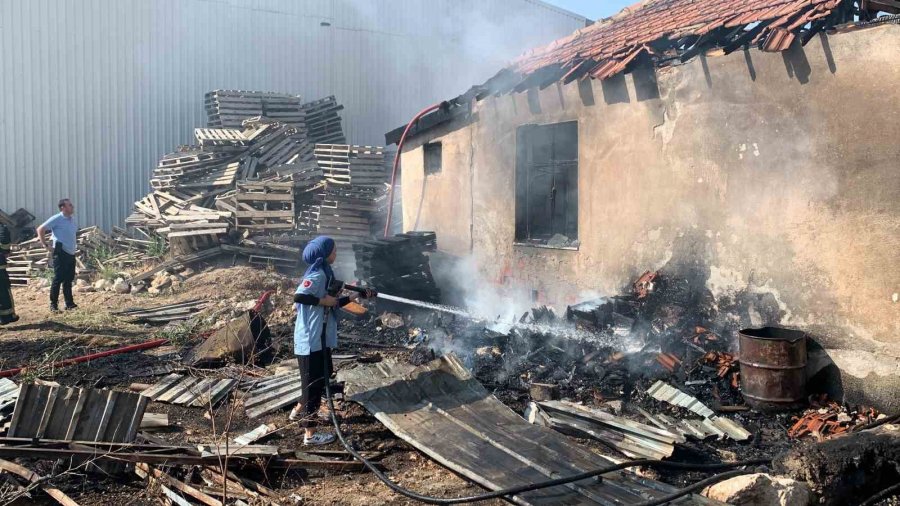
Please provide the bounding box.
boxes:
[121,90,362,272]
[353,233,440,302]
[128,112,323,241]
[309,144,388,241]
[205,90,305,128]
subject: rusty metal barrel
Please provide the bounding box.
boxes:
[738,327,807,411]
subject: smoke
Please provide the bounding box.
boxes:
[331,0,585,144]
[437,254,533,322]
[420,251,640,384]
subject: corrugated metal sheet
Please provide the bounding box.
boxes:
[0,0,585,229]
[8,383,148,441]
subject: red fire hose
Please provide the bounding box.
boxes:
[252,290,273,313]
[383,103,444,237]
[0,338,169,378]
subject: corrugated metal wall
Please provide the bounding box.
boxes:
[0,0,585,229]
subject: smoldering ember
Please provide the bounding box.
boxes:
[0,1,898,506]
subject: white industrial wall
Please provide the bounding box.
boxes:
[0,0,585,229]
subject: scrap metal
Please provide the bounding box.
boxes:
[648,380,716,419]
[538,400,681,460]
[339,354,719,505]
[243,371,303,419]
[8,384,147,443]
[645,382,751,441]
[140,374,237,408]
[113,299,208,324]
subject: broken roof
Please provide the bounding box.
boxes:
[386,0,855,144]
[511,0,844,81]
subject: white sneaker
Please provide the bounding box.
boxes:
[289,405,303,421]
[303,432,336,446]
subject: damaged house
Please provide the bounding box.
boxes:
[388,0,900,411]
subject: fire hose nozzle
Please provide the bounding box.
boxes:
[327,279,378,298]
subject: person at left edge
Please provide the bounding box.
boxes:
[0,222,19,325]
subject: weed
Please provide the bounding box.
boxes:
[53,308,122,329]
[35,268,54,284]
[87,243,116,269]
[146,235,167,259]
[97,264,120,281]
[19,340,77,383]
[155,318,205,346]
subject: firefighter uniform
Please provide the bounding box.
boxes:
[0,224,18,325]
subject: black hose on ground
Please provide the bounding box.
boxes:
[323,380,768,504]
[859,482,900,506]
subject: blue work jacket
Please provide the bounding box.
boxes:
[293,269,338,355]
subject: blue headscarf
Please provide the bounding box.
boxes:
[303,236,336,282]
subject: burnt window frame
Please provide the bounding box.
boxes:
[514,120,579,247]
[423,141,442,175]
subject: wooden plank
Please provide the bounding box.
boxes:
[190,379,237,408]
[197,444,279,457]
[166,229,227,238]
[0,459,80,506]
[232,423,278,446]
[136,463,223,506]
[140,413,169,430]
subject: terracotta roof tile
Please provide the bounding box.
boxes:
[511,0,840,80]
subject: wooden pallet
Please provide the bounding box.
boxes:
[194,127,249,151]
[233,182,295,232]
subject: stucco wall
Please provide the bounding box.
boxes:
[400,26,900,358]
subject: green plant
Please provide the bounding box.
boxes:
[19,340,77,383]
[34,268,54,284]
[86,243,116,269]
[146,235,167,259]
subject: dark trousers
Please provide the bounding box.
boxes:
[50,243,76,308]
[296,343,334,429]
[0,269,15,323]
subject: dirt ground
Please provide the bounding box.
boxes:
[1,262,895,506]
[0,262,507,505]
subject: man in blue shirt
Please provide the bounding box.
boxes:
[37,199,78,312]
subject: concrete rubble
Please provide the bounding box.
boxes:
[702,473,811,506]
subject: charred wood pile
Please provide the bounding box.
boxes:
[353,232,440,303]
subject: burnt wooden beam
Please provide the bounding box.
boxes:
[723,21,773,54]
